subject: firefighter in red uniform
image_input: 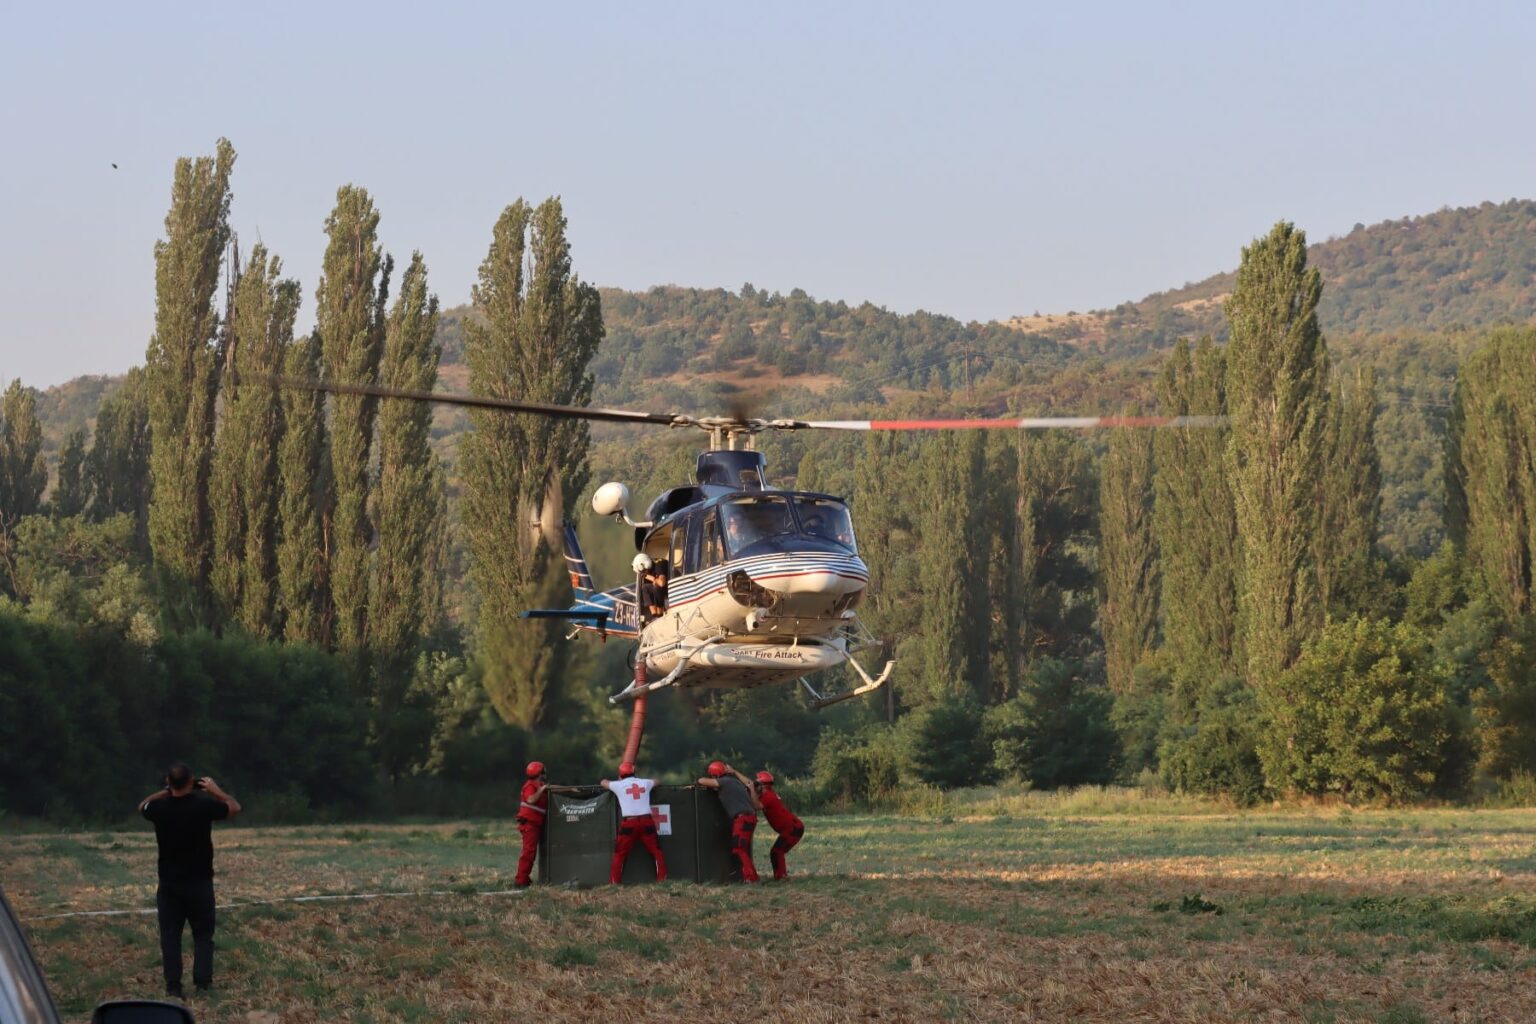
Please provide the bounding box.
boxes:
[698,761,760,883]
[755,771,805,881]
[514,761,552,887]
[602,763,667,885]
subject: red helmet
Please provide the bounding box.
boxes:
[526,761,545,777]
[707,761,727,777]
[618,762,636,778]
[755,771,775,786]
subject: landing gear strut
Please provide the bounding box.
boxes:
[609,635,728,705]
[799,656,895,709]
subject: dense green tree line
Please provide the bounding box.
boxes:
[10,137,1536,820]
[0,608,373,820]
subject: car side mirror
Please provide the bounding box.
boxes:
[92,999,196,1023]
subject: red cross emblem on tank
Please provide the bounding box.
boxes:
[625,782,646,800]
[651,807,669,828]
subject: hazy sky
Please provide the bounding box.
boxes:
[2,1,1533,388]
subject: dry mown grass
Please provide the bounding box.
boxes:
[7,809,1536,1022]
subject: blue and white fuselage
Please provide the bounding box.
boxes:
[529,449,893,705]
[537,492,884,705]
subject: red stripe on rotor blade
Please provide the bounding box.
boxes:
[807,415,1227,431]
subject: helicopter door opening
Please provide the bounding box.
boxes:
[644,526,671,570]
[641,526,672,621]
[701,511,725,569]
[670,522,688,581]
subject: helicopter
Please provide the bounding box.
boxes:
[292,377,1221,717]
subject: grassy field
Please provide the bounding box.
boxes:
[6,802,1536,1022]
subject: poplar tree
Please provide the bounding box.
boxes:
[244,278,300,635]
[53,429,89,518]
[276,333,330,646]
[985,436,1024,703]
[1099,421,1159,694]
[372,252,444,772]
[1446,327,1536,623]
[462,198,604,728]
[0,380,48,527]
[1015,433,1098,660]
[852,431,919,720]
[910,431,991,704]
[87,370,152,543]
[210,245,299,635]
[1225,222,1332,732]
[316,185,391,652]
[144,139,235,626]
[1153,338,1239,702]
[1314,366,1382,619]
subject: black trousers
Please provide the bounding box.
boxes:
[156,877,216,991]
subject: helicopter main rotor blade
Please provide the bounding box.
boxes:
[278,377,688,428]
[790,415,1228,431]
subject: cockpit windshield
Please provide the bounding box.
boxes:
[721,497,796,555]
[793,497,856,552]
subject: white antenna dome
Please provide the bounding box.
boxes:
[592,481,632,518]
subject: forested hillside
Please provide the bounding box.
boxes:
[435,285,1077,413]
[1017,200,1536,353]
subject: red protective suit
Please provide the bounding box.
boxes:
[514,779,548,886]
[760,788,804,881]
[729,813,760,883]
[612,815,668,884]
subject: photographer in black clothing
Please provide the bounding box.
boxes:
[139,762,241,998]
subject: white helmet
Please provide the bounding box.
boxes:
[632,553,654,574]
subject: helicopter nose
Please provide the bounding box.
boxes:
[744,553,869,597]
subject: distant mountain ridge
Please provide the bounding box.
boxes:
[1007,199,1536,353]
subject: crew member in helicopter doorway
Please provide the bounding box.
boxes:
[639,558,669,622]
[699,761,761,882]
[602,763,668,884]
[754,771,805,881]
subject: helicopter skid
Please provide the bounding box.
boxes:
[800,656,896,709]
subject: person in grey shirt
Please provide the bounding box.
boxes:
[698,761,761,882]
